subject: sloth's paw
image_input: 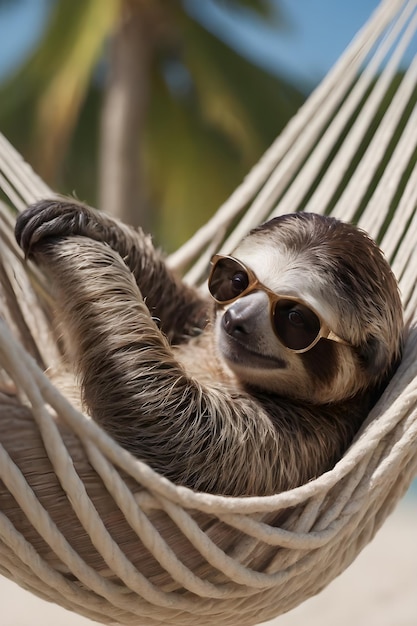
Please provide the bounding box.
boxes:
[15,199,96,257]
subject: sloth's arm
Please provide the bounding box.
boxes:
[17,236,281,496]
[15,199,208,343]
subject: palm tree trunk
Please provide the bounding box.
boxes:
[98,2,153,229]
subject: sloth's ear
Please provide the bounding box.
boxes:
[359,336,390,378]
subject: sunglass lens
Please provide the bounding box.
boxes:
[273,300,321,351]
[209,258,250,302]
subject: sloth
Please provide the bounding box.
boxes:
[15,200,404,497]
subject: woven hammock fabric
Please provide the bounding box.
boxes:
[0,1,416,624]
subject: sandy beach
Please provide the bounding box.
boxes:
[0,498,415,626]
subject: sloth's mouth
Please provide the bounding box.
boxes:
[220,333,286,370]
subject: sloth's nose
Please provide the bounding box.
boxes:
[222,307,250,336]
[222,296,260,336]
[221,291,268,337]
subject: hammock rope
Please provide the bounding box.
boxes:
[169,0,416,279]
[0,1,416,625]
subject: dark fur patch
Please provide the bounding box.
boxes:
[300,339,338,387]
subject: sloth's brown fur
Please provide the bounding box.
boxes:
[15,200,404,497]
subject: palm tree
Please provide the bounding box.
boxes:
[0,0,305,249]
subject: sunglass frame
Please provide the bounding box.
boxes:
[208,254,351,354]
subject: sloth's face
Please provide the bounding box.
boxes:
[211,213,403,404]
[212,252,354,404]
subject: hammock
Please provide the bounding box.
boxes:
[0,0,416,624]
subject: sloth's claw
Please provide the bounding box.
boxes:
[15,200,90,257]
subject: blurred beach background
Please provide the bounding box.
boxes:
[0,1,415,624]
[3,0,415,250]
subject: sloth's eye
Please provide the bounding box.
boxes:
[208,258,251,302]
[278,303,313,328]
[274,301,321,351]
[288,309,305,327]
[231,271,249,295]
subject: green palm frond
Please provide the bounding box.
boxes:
[0,0,305,249]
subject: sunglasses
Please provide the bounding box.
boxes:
[208,254,350,353]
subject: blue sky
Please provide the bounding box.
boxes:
[186,0,386,87]
[0,0,49,80]
[0,0,396,89]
